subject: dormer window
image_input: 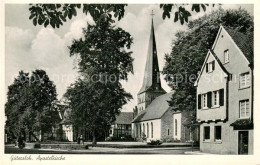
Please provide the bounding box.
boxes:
[206,61,215,73]
[224,49,229,63]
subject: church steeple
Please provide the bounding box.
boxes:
[138,14,165,95]
[136,13,166,113]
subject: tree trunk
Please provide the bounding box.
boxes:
[29,132,32,142]
[92,129,96,145]
[30,132,39,141]
[84,126,87,141]
[41,130,44,142]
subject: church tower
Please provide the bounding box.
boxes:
[137,15,166,114]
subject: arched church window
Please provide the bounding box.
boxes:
[136,124,138,137]
[139,124,142,138]
[175,119,178,136]
[143,123,145,137]
[151,122,153,138]
[147,123,149,138]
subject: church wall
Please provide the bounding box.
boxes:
[132,119,161,141]
[144,119,161,141]
[62,124,73,141]
[161,110,198,142]
[173,113,182,140]
[161,109,174,140]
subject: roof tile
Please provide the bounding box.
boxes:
[132,91,174,122]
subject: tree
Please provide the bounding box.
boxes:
[162,8,253,125]
[64,20,133,144]
[28,4,215,28]
[5,69,59,141]
[64,79,132,144]
[5,71,30,139]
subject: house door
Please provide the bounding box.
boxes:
[238,131,248,155]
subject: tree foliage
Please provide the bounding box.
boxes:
[160,4,215,24]
[162,8,253,124]
[64,21,133,144]
[28,4,214,28]
[5,70,59,141]
[29,4,127,28]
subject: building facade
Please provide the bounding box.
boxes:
[132,18,198,142]
[60,108,74,141]
[109,112,134,139]
[195,26,253,154]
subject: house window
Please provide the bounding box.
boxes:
[229,74,233,81]
[212,90,219,106]
[240,100,250,118]
[168,129,170,135]
[240,72,250,88]
[224,49,229,63]
[208,62,213,72]
[206,61,215,73]
[204,126,210,140]
[202,94,207,108]
[215,126,222,141]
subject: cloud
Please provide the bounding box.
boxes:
[64,14,95,46]
[5,4,252,111]
[5,15,95,100]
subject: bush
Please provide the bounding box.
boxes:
[161,137,174,143]
[47,136,56,140]
[105,136,136,142]
[147,140,162,145]
[34,143,41,148]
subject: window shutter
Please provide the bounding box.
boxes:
[212,61,215,71]
[219,88,224,106]
[206,63,208,73]
[198,94,201,109]
[207,92,212,108]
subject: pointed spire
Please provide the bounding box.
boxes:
[138,13,165,95]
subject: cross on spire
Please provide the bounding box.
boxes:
[151,10,155,18]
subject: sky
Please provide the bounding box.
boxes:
[5,4,253,112]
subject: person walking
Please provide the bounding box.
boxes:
[80,135,84,145]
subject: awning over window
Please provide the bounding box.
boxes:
[230,119,253,130]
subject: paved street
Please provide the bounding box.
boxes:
[5,146,199,154]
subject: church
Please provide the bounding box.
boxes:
[131,17,198,142]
